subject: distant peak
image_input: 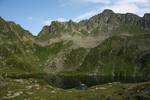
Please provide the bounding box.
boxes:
[0,16,2,19]
[7,21,16,25]
[68,20,74,23]
[51,20,62,25]
[0,16,5,21]
[102,9,114,14]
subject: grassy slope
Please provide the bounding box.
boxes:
[0,42,67,75]
[0,78,150,100]
[78,34,150,79]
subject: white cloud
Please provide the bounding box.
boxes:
[116,0,150,5]
[80,0,111,4]
[49,0,150,24]
[59,0,112,7]
[103,3,139,14]
[78,0,150,17]
[56,18,68,22]
[69,0,149,22]
[104,0,150,16]
[79,0,150,4]
[72,0,150,22]
[73,11,99,22]
[43,20,52,25]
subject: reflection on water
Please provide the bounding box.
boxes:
[46,74,149,89]
[5,73,150,89]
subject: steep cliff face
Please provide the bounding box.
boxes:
[140,13,150,30]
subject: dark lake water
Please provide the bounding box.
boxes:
[5,73,150,89]
[45,74,149,89]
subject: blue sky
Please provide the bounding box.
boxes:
[0,0,150,35]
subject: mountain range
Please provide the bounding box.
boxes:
[0,9,150,83]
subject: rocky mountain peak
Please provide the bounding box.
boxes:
[7,21,16,25]
[101,9,114,15]
[0,17,10,32]
[0,16,4,21]
[143,13,150,19]
[38,25,50,37]
[0,17,33,39]
[38,9,150,41]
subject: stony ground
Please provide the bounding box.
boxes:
[0,78,150,100]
